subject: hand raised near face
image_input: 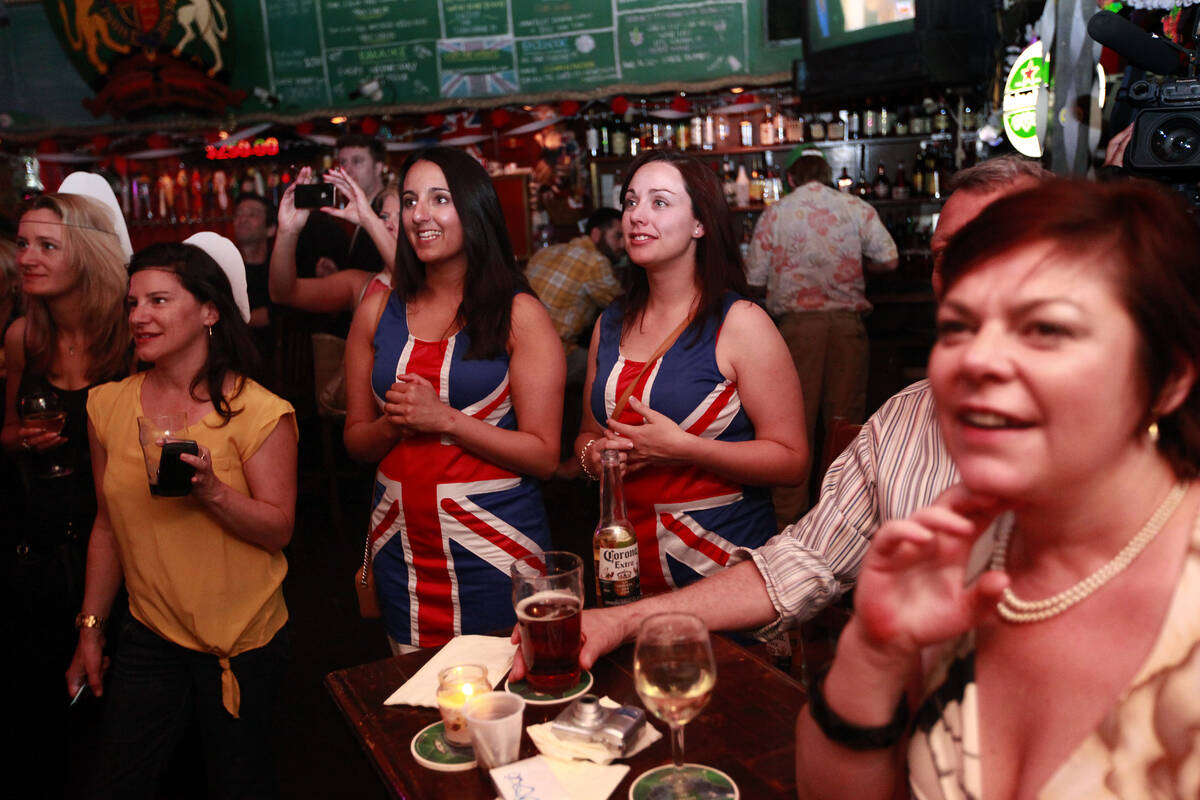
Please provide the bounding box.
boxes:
[853,485,1009,657]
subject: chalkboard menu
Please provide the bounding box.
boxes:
[231,0,798,113]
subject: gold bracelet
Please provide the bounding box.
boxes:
[579,438,599,481]
[75,613,105,631]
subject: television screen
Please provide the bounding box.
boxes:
[808,0,916,52]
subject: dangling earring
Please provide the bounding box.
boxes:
[207,325,214,339]
[1148,421,1160,444]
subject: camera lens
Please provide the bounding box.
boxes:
[1151,116,1200,164]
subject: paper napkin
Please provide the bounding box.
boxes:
[383,635,517,707]
[491,754,629,800]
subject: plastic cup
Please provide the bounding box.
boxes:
[465,691,526,770]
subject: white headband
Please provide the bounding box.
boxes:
[57,172,133,260]
[182,232,251,324]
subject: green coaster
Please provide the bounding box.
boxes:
[410,720,476,772]
[629,764,738,800]
[504,668,593,705]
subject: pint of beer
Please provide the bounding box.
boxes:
[511,551,584,693]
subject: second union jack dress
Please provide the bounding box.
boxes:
[590,293,775,595]
[369,293,551,647]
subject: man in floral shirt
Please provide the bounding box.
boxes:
[747,151,897,525]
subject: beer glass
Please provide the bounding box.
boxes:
[633,612,731,799]
[18,389,71,478]
[510,551,583,693]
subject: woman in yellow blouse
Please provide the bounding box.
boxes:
[66,234,297,797]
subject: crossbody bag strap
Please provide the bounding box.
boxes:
[610,314,692,421]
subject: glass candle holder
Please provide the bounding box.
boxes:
[437,664,490,747]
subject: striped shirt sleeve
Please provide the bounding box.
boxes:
[729,380,957,637]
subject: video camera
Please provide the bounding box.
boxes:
[1089,10,1200,196]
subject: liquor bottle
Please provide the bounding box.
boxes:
[827,113,845,141]
[675,119,690,150]
[925,144,942,199]
[759,105,776,146]
[879,99,892,137]
[808,115,826,142]
[911,144,926,197]
[739,117,754,147]
[585,112,602,158]
[774,105,787,144]
[734,164,751,207]
[873,162,891,200]
[934,97,952,134]
[690,108,705,151]
[598,114,612,156]
[764,150,783,204]
[722,156,738,205]
[864,99,879,138]
[611,112,629,158]
[892,162,910,200]
[785,113,805,143]
[837,166,853,193]
[848,109,862,140]
[593,449,640,607]
[855,168,872,199]
[749,158,764,204]
[716,113,731,148]
[702,107,716,150]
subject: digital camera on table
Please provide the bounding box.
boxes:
[551,694,646,756]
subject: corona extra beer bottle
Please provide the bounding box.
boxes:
[593,449,640,607]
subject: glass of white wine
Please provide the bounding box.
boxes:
[632,612,735,799]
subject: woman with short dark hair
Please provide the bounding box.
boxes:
[343,147,563,651]
[67,236,297,797]
[796,178,1200,799]
[576,149,808,594]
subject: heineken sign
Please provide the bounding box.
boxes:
[1003,41,1050,158]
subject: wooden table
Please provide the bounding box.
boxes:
[325,635,806,800]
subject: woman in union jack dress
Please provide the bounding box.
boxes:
[578,150,809,594]
[343,148,564,651]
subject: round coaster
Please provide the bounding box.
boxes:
[629,763,739,800]
[410,720,476,771]
[504,668,593,705]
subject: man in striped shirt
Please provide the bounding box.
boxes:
[517,157,1051,671]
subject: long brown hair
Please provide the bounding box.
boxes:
[393,147,529,359]
[617,150,749,343]
[20,193,129,382]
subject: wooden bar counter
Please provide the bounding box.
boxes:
[325,634,807,799]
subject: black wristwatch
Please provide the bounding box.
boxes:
[807,667,910,750]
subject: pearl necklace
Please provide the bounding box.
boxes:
[991,482,1188,623]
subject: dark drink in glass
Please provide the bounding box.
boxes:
[511,551,584,694]
[517,591,582,692]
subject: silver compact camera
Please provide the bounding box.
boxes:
[551,694,646,756]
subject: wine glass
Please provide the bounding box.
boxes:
[633,613,734,799]
[18,389,72,478]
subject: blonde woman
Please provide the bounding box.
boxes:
[2,176,131,791]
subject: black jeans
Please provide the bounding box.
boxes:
[89,616,289,800]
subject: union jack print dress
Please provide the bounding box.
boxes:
[590,293,775,595]
[369,294,551,647]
